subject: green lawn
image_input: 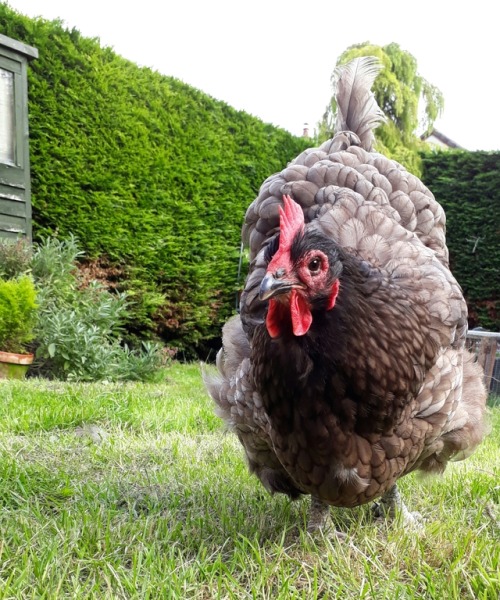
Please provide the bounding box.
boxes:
[0,363,498,599]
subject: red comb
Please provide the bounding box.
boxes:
[267,195,304,272]
[278,194,304,251]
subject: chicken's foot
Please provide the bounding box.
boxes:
[307,497,346,539]
[372,484,422,529]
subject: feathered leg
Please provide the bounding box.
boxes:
[307,497,347,539]
[307,496,330,532]
[373,484,422,528]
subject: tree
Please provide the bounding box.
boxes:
[318,42,444,176]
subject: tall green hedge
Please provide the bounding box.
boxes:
[2,4,497,352]
[0,4,308,353]
[421,151,499,331]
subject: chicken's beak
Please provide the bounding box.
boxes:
[259,273,293,301]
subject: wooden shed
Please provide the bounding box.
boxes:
[0,34,38,240]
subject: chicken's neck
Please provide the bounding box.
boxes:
[252,255,432,435]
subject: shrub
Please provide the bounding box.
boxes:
[0,276,38,353]
[0,239,33,279]
[2,235,166,379]
[29,237,169,381]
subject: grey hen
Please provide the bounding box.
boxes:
[205,56,488,533]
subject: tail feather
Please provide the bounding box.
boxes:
[333,56,386,151]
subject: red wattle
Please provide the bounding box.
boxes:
[266,299,283,338]
[290,290,312,336]
[327,279,340,310]
[266,281,339,338]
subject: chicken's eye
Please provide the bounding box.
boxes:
[308,257,321,273]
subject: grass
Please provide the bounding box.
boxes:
[0,363,498,599]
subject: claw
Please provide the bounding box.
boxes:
[373,484,424,531]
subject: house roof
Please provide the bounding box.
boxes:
[422,128,463,149]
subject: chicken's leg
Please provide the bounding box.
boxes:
[307,497,347,538]
[307,496,330,532]
[373,484,422,528]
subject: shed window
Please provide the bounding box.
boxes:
[0,67,16,165]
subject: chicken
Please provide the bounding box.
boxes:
[204,57,488,533]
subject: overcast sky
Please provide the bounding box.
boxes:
[5,0,500,151]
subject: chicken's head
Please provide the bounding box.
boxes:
[259,195,342,338]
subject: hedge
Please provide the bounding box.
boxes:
[0,4,308,354]
[421,151,499,331]
[2,4,497,353]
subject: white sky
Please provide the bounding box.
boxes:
[5,0,500,151]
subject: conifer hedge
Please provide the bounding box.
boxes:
[2,4,497,354]
[421,151,499,331]
[0,4,308,354]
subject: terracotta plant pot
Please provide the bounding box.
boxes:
[0,351,34,380]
